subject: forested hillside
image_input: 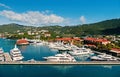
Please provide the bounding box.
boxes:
[0,19,120,36]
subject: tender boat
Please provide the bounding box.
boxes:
[43,53,76,62]
[10,45,24,61]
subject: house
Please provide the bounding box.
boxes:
[16,38,29,45]
[110,48,120,56]
[56,37,82,45]
[84,37,111,45]
[44,32,51,37]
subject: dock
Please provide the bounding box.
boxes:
[3,52,12,62]
[1,61,120,65]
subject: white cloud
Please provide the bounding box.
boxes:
[0,10,65,25]
[0,3,11,9]
[80,16,86,24]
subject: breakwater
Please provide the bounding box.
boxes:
[1,61,120,65]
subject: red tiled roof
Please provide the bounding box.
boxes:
[111,48,120,53]
[16,39,29,45]
[56,37,81,41]
[73,38,81,41]
[86,44,96,46]
[84,37,110,43]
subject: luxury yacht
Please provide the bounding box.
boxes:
[43,53,76,62]
[0,48,4,61]
[69,46,93,56]
[48,42,72,51]
[90,54,118,61]
[10,45,24,61]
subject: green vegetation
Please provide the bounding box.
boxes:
[0,18,120,38]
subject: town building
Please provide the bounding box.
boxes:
[84,37,111,45]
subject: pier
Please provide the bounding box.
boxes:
[3,52,12,62]
[1,61,120,65]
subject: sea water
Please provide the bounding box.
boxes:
[0,65,120,77]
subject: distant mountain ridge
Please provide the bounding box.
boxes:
[0,18,120,36]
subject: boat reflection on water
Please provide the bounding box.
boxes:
[102,65,112,69]
[19,45,27,51]
[51,65,74,73]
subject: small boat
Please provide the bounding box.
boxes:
[43,53,76,62]
[10,45,24,61]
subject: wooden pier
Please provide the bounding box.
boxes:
[3,52,12,62]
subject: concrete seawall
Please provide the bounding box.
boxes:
[1,61,120,65]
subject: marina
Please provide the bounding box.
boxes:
[0,1,120,77]
[1,51,120,65]
[0,38,120,65]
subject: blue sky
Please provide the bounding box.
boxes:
[0,0,120,26]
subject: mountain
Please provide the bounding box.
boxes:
[0,18,120,36]
[41,19,120,36]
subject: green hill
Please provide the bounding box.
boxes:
[0,18,120,36]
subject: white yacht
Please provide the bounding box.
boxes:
[48,42,72,51]
[28,39,43,45]
[10,45,24,61]
[43,53,76,62]
[90,54,118,61]
[0,48,4,61]
[69,46,92,56]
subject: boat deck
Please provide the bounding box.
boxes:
[4,52,12,62]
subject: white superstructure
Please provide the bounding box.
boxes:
[90,54,118,61]
[0,48,4,61]
[43,53,76,62]
[10,45,24,61]
[69,46,93,56]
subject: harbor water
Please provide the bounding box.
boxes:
[0,38,120,77]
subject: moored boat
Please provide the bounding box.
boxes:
[10,45,24,61]
[69,46,93,56]
[43,53,76,62]
[90,54,118,61]
[0,48,4,61]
